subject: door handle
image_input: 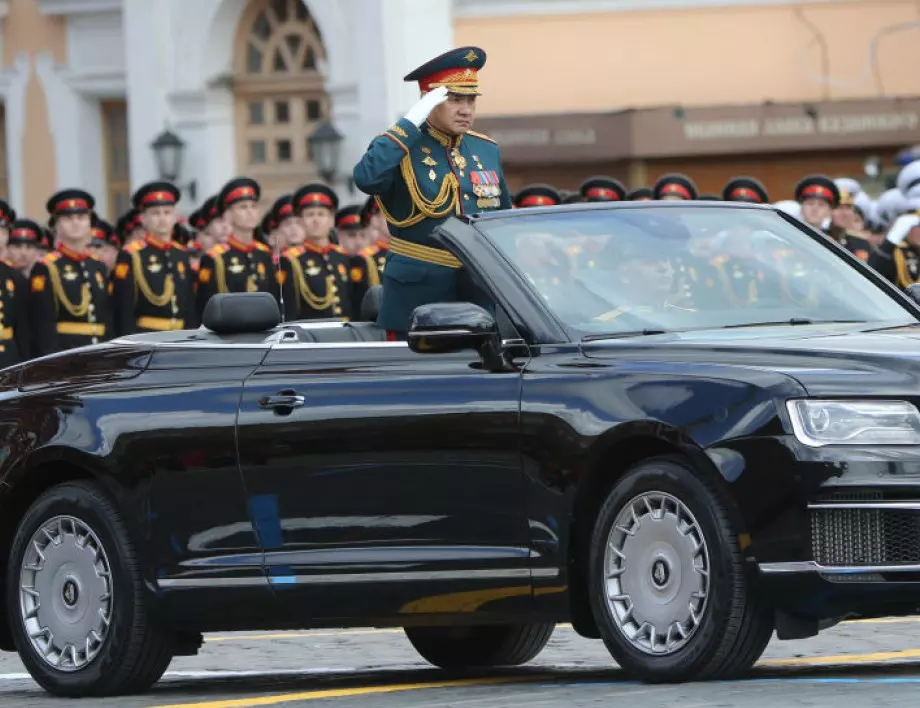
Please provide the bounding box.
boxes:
[258,392,305,410]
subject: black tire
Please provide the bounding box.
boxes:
[6,481,175,697]
[405,623,554,669]
[588,456,773,682]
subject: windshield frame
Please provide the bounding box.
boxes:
[468,202,920,343]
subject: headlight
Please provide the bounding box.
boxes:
[786,399,920,447]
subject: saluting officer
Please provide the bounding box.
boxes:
[279,184,354,322]
[111,181,197,336]
[30,190,112,355]
[353,45,511,339]
[0,218,34,366]
[196,178,277,316]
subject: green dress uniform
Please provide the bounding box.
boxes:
[279,242,354,322]
[29,245,112,356]
[352,46,511,335]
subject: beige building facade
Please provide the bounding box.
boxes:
[457,0,920,197]
[0,0,918,225]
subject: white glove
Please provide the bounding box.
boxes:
[403,86,449,127]
[886,213,920,245]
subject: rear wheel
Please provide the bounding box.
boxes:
[7,481,175,697]
[405,623,554,669]
[588,457,773,682]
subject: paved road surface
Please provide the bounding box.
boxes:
[3,618,920,707]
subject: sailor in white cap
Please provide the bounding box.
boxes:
[897,160,920,200]
[869,198,920,289]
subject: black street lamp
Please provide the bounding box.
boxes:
[150,128,197,202]
[308,121,343,184]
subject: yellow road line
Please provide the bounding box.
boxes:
[150,676,531,708]
[763,647,920,666]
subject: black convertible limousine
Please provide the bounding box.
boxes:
[3,202,920,697]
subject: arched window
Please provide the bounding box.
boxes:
[234,0,330,203]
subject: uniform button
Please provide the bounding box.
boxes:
[88,304,95,312]
[464,195,470,200]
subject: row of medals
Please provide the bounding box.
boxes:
[424,147,501,210]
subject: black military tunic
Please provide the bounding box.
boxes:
[825,225,872,262]
[279,242,354,321]
[870,240,920,290]
[196,236,278,316]
[29,245,112,356]
[0,259,31,367]
[111,234,198,336]
[349,245,387,319]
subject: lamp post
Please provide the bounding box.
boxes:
[150,128,197,202]
[308,121,344,185]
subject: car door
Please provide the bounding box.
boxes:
[236,329,530,621]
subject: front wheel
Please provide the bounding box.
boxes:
[405,623,554,669]
[588,457,773,682]
[7,481,175,697]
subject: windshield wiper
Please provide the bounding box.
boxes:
[720,318,866,330]
[582,329,669,341]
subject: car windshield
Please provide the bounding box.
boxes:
[476,205,917,338]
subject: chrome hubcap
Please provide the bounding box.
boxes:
[604,491,710,655]
[19,516,113,671]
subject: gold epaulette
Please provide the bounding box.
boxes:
[208,244,229,258]
[254,241,271,253]
[465,129,496,144]
[332,245,348,255]
[43,252,61,264]
[283,245,304,260]
[359,245,379,257]
[1,258,13,267]
[171,241,187,251]
[126,241,145,253]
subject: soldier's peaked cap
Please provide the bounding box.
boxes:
[653,174,697,201]
[9,218,41,244]
[218,177,260,213]
[132,181,180,210]
[0,200,15,227]
[336,205,363,231]
[404,46,486,96]
[513,184,561,208]
[626,187,654,201]
[794,175,839,208]
[580,176,627,202]
[293,183,338,212]
[271,193,296,223]
[723,176,769,204]
[47,188,95,216]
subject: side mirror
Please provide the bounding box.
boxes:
[407,302,504,367]
[906,283,920,307]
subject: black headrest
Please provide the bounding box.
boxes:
[202,292,281,334]
[360,285,383,322]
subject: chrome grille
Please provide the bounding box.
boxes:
[811,505,920,566]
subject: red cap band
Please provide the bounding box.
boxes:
[55,199,89,212]
[660,184,692,200]
[141,190,176,205]
[298,192,334,208]
[729,187,762,202]
[519,195,556,207]
[12,228,37,240]
[225,186,256,203]
[801,185,834,201]
[586,187,620,200]
[337,214,362,228]
[278,203,293,217]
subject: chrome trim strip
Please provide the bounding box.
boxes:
[759,561,920,575]
[158,567,560,589]
[157,576,269,588]
[808,502,920,511]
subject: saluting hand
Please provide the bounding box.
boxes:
[404,86,450,127]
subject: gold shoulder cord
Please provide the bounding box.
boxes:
[130,249,175,307]
[213,252,230,293]
[375,156,460,228]
[894,248,917,289]
[363,253,381,287]
[289,255,337,311]
[47,261,90,317]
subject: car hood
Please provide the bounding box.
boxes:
[582,323,920,396]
